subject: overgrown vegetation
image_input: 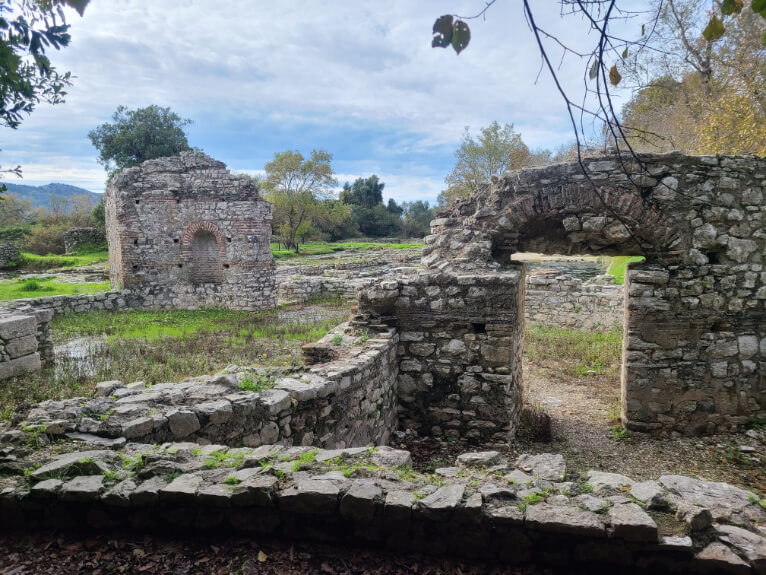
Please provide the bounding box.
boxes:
[270,240,423,260]
[525,324,623,379]
[0,298,350,420]
[606,256,645,285]
[0,276,109,300]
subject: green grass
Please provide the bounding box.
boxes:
[525,324,623,378]
[8,250,109,271]
[606,256,645,285]
[0,298,350,421]
[0,276,110,301]
[270,241,423,260]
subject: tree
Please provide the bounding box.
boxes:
[401,200,435,239]
[340,175,402,237]
[262,149,337,251]
[0,192,31,227]
[1,0,88,190]
[442,121,533,205]
[88,105,193,174]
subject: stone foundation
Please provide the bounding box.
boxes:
[63,227,106,254]
[0,309,52,381]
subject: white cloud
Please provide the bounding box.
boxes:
[1,1,643,199]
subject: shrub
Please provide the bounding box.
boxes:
[517,404,553,443]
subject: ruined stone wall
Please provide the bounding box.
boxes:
[16,324,399,449]
[105,152,276,310]
[360,152,765,437]
[357,273,524,443]
[524,270,624,330]
[63,227,106,254]
[0,309,52,381]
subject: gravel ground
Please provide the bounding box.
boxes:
[393,357,766,496]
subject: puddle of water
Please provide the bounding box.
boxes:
[54,336,109,379]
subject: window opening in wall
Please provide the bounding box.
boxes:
[173,238,179,244]
[223,264,230,269]
[135,200,140,205]
[191,230,223,284]
[133,239,138,245]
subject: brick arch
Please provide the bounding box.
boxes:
[181,221,225,254]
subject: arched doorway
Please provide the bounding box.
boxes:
[191,230,223,284]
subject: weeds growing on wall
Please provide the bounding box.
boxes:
[0,298,350,420]
[524,324,623,379]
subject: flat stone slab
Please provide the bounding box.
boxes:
[279,479,341,515]
[456,451,506,468]
[525,503,606,538]
[339,480,381,523]
[31,450,117,481]
[516,453,565,481]
[608,502,658,542]
[659,474,761,522]
[695,542,750,575]
[716,524,766,574]
[587,470,634,493]
[416,484,464,521]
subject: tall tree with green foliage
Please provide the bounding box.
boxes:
[400,200,435,239]
[441,121,539,206]
[262,149,337,252]
[88,105,193,174]
[340,175,402,237]
[1,0,88,190]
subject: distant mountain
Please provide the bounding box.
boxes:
[1,182,101,209]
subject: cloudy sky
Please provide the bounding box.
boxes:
[1,1,638,204]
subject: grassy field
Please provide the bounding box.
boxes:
[270,241,423,260]
[525,323,623,378]
[0,277,110,301]
[606,256,645,284]
[0,297,351,420]
[8,250,109,271]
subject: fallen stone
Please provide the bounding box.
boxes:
[525,503,606,538]
[160,473,203,502]
[29,479,63,499]
[101,479,136,507]
[65,433,126,448]
[608,503,658,542]
[339,479,381,523]
[456,451,506,468]
[629,480,667,509]
[370,446,411,468]
[716,524,766,574]
[60,475,105,502]
[574,494,610,513]
[95,381,123,397]
[660,474,759,522]
[416,484,464,521]
[279,479,340,515]
[31,450,117,481]
[516,453,565,481]
[587,470,633,493]
[695,542,750,575]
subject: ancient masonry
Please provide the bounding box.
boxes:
[105,152,276,310]
[358,152,766,438]
[63,227,106,254]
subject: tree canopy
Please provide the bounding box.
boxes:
[262,149,338,251]
[88,105,193,174]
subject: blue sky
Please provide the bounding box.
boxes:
[1,1,638,204]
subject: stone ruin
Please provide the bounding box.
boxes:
[105,152,276,310]
[357,151,766,438]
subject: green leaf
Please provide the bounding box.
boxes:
[451,20,470,55]
[721,0,743,15]
[64,0,90,17]
[621,48,628,59]
[609,64,622,86]
[432,15,453,48]
[702,15,726,42]
[589,58,599,80]
[752,0,766,15]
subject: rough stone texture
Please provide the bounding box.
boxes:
[0,309,52,380]
[105,152,276,311]
[1,445,765,573]
[63,227,106,254]
[386,152,766,436]
[0,242,20,269]
[524,268,623,329]
[357,271,524,443]
[13,324,399,449]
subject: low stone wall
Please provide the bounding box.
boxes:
[63,227,106,254]
[278,277,373,305]
[0,242,20,269]
[0,309,52,380]
[524,269,624,329]
[1,444,764,574]
[14,324,399,449]
[3,290,137,317]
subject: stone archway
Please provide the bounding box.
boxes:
[359,152,765,440]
